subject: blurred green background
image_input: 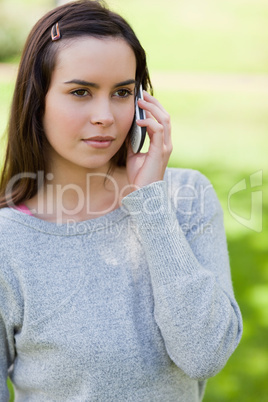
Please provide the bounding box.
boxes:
[1,0,267,401]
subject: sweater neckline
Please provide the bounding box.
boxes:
[0,205,128,236]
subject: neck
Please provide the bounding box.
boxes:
[25,165,130,223]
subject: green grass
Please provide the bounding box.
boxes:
[1,0,268,401]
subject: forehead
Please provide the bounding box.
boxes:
[52,36,137,82]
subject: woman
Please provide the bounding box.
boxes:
[0,1,242,400]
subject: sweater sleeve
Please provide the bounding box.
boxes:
[0,318,10,401]
[0,256,21,401]
[121,170,243,380]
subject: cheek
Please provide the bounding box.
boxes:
[118,102,135,133]
[43,97,80,140]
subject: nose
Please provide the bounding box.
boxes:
[90,97,115,127]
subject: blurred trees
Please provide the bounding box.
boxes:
[0,0,52,62]
[0,4,26,61]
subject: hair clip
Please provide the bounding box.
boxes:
[51,22,61,41]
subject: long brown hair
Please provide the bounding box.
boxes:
[0,0,152,208]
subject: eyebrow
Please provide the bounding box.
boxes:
[64,79,137,88]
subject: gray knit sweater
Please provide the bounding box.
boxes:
[0,168,242,401]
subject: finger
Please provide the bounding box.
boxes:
[138,93,172,151]
[143,91,168,114]
[138,98,170,130]
[142,109,153,120]
[137,104,171,148]
[136,118,164,150]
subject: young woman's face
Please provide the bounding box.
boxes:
[43,37,136,173]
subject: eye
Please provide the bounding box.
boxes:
[114,89,133,98]
[71,89,89,97]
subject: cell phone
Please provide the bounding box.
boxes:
[130,85,147,153]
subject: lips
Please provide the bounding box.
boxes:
[83,136,115,142]
[82,136,115,149]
